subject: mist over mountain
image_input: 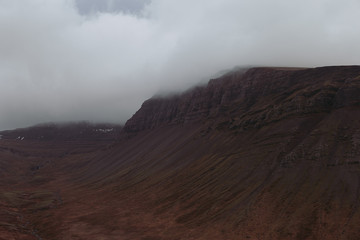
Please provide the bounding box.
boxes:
[1,0,360,130]
[2,0,360,239]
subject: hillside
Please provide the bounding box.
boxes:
[1,66,360,239]
[0,122,122,141]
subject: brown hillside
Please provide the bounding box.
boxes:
[1,66,360,239]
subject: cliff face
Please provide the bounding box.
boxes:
[125,66,360,132]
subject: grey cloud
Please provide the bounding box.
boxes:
[0,0,360,130]
[75,0,150,15]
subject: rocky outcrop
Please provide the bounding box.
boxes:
[125,66,360,132]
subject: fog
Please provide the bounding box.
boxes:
[1,0,360,130]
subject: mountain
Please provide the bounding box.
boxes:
[1,66,360,239]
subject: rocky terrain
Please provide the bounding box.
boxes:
[1,66,360,239]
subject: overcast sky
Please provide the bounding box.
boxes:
[0,0,360,130]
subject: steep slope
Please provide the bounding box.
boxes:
[125,66,360,132]
[1,66,360,239]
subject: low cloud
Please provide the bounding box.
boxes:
[1,0,360,130]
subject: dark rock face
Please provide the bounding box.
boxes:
[125,66,360,132]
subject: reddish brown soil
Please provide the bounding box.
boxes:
[1,66,360,239]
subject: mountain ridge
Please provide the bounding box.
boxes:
[125,65,360,132]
